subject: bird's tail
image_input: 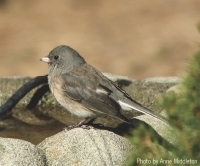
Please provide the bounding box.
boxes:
[118,98,169,124]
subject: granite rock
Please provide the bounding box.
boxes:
[0,137,46,166]
[37,128,133,166]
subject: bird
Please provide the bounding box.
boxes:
[40,45,168,127]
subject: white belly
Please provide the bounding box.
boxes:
[54,92,96,118]
[48,76,96,118]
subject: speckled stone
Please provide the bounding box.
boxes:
[38,128,133,166]
[0,137,46,166]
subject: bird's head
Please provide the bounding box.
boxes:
[41,45,86,75]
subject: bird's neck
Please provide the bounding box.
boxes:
[49,64,68,76]
[49,63,82,76]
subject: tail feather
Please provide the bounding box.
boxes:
[118,98,169,124]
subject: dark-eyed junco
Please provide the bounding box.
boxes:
[41,45,168,126]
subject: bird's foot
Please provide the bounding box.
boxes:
[63,118,96,131]
[80,125,95,129]
[63,125,77,131]
[63,124,95,131]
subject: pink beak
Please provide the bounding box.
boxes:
[40,56,50,63]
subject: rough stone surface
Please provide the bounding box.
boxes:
[37,128,133,166]
[0,137,46,166]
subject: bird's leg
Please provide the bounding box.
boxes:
[80,118,98,129]
[84,118,96,125]
[64,118,96,131]
[75,118,89,127]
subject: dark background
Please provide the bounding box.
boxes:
[0,0,200,79]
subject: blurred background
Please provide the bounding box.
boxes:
[0,0,200,79]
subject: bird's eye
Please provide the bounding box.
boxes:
[54,55,59,60]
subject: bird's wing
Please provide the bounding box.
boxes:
[61,65,129,122]
[61,64,168,124]
[107,79,169,124]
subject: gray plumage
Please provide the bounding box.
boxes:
[41,45,168,125]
